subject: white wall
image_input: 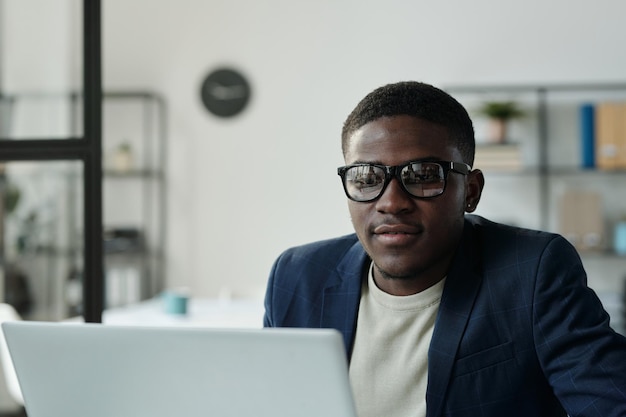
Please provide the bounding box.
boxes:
[0,0,81,138]
[103,0,626,299]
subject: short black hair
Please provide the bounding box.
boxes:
[341,81,475,166]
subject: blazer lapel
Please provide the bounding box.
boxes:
[319,240,368,358]
[427,221,483,417]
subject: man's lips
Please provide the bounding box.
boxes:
[373,224,422,235]
[373,224,423,244]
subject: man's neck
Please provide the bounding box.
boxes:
[372,267,446,296]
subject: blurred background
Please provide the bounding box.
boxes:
[0,0,625,414]
[0,0,625,327]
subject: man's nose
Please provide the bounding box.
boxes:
[375,177,414,213]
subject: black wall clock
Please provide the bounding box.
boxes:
[200,68,251,118]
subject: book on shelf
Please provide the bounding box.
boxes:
[579,103,595,168]
[591,101,626,170]
[473,143,522,170]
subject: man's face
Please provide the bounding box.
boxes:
[344,115,479,294]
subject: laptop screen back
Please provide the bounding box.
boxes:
[2,322,357,417]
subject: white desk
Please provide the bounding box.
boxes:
[103,297,265,328]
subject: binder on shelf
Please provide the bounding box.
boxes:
[594,101,626,170]
[558,190,605,253]
[473,143,522,170]
[579,103,595,168]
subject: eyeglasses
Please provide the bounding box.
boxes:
[337,160,471,202]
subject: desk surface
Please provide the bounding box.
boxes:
[103,297,265,328]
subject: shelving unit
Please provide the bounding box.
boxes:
[446,83,626,333]
[445,83,626,236]
[0,91,167,318]
[101,91,167,308]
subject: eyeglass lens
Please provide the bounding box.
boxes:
[344,162,446,201]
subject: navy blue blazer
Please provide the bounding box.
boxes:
[264,215,626,417]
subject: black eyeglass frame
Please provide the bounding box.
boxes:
[337,160,471,202]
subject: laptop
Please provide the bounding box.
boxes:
[2,321,357,417]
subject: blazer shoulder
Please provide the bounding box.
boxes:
[268,234,365,293]
[463,215,577,269]
[465,215,562,246]
[265,234,365,329]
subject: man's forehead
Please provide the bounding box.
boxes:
[344,116,457,164]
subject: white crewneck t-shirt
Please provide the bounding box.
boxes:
[349,264,445,417]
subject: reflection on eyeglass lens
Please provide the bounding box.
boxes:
[348,166,384,191]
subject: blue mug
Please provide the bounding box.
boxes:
[162,290,189,315]
[614,222,626,256]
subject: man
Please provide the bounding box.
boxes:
[263,81,626,417]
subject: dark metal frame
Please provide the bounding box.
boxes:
[0,1,103,322]
[103,91,167,299]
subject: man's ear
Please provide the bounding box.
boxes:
[465,169,485,213]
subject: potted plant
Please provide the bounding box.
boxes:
[113,141,134,172]
[478,101,525,144]
[4,183,21,215]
